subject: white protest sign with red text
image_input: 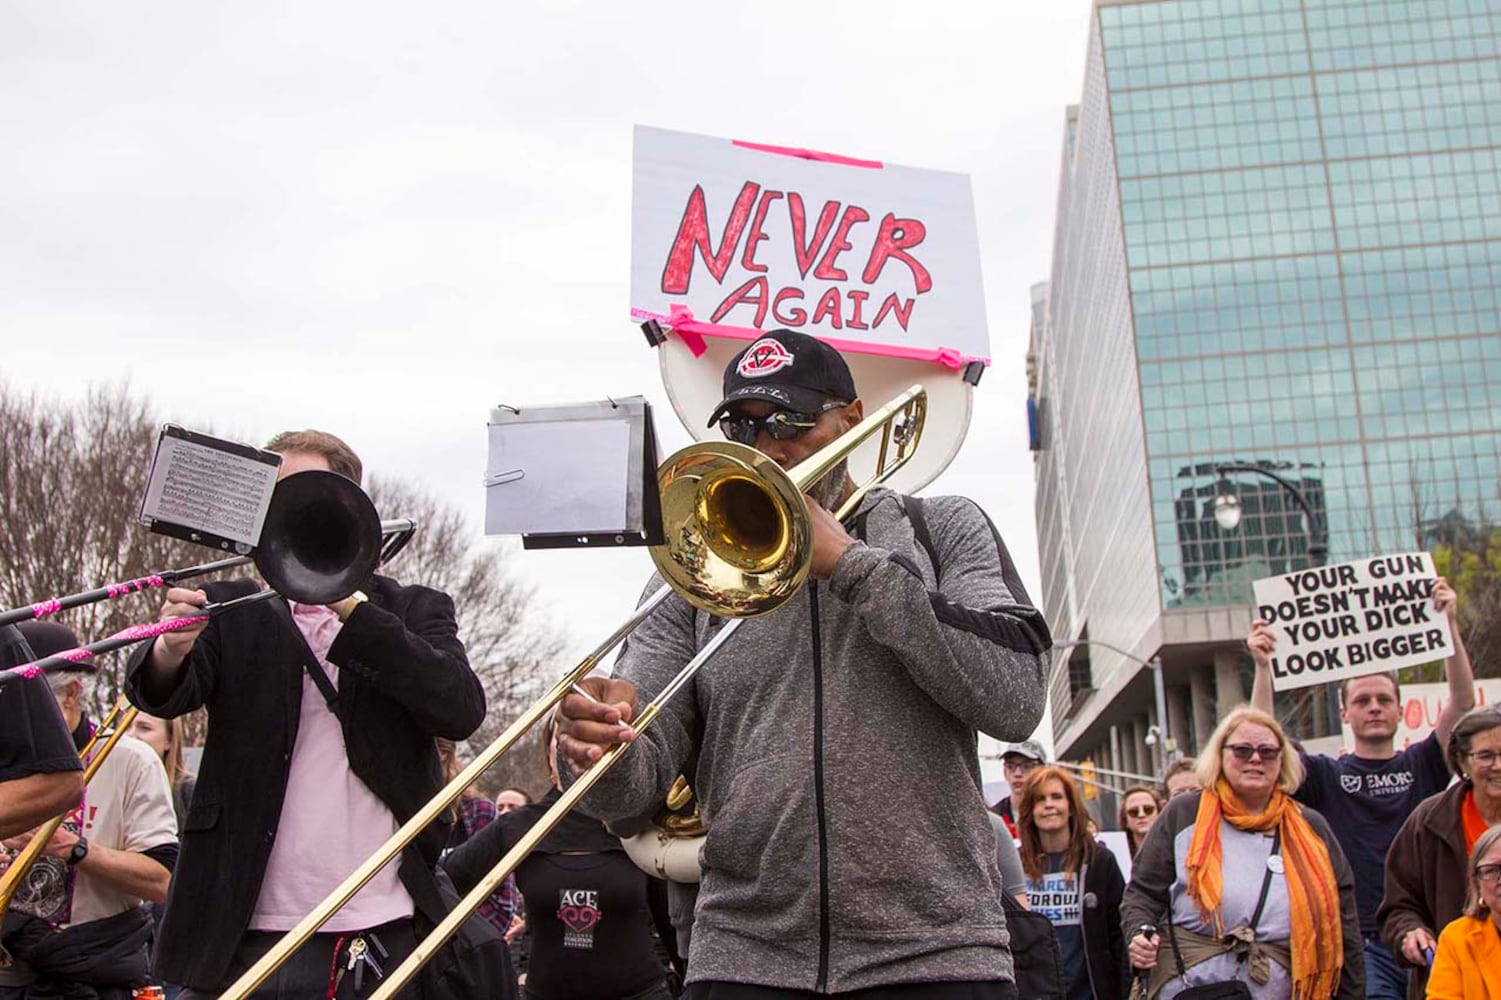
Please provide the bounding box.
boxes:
[1252,552,1454,692]
[630,125,989,364]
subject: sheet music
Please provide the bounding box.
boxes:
[140,432,280,546]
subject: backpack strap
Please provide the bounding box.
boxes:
[897,493,1039,612]
[901,494,941,584]
[272,597,341,713]
[1248,829,1281,934]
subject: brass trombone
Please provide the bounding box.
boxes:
[220,385,926,1000]
[0,471,416,922]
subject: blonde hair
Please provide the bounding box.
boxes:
[1464,824,1501,919]
[162,716,191,790]
[1195,705,1304,795]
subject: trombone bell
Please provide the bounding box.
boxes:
[256,470,383,604]
[696,470,790,572]
[651,442,811,619]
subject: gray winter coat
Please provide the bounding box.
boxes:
[574,488,1050,993]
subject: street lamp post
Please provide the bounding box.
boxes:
[1212,462,1327,566]
[1054,639,1174,767]
[1214,461,1337,730]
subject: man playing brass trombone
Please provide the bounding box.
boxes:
[124,430,486,1000]
[558,330,1051,1000]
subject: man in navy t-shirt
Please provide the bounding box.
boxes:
[1248,576,1474,1000]
[0,623,85,838]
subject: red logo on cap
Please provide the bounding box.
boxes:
[737,338,795,379]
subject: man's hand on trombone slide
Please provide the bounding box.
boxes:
[556,677,639,774]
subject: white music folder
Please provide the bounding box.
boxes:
[484,397,663,549]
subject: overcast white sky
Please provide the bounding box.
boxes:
[0,1,1094,726]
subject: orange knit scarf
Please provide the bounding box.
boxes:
[1185,781,1343,1000]
[1462,787,1489,853]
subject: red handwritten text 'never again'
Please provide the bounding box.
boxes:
[659,181,933,332]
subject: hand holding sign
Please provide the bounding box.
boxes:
[1247,619,1277,670]
[1251,553,1455,692]
[1433,577,1458,621]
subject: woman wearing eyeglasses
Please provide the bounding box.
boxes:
[1118,786,1163,860]
[1121,706,1362,999]
[1426,823,1501,1000]
[1379,705,1501,1000]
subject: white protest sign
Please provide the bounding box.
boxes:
[1098,830,1133,884]
[1253,552,1454,692]
[630,125,989,362]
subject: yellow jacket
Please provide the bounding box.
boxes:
[1428,915,1501,1000]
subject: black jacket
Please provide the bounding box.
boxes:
[1002,893,1063,1000]
[1078,842,1128,1000]
[124,574,485,990]
[2,906,152,1000]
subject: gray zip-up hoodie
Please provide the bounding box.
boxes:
[574,488,1050,993]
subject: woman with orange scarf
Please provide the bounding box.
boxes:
[1120,707,1362,1000]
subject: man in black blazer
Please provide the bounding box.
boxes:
[126,430,486,999]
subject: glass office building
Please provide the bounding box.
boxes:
[1032,0,1501,771]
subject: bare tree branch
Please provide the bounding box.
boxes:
[0,382,223,730]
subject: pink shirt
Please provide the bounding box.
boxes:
[249,602,414,931]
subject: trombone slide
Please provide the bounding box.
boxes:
[216,584,677,1000]
[368,618,744,1000]
[220,384,928,996]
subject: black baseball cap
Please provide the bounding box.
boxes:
[706,329,858,427]
[17,620,94,673]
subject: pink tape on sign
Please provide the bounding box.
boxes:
[631,309,990,371]
[731,139,884,170]
[667,304,707,357]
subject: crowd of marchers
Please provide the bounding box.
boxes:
[988,577,1500,1000]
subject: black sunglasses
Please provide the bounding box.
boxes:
[1225,743,1281,763]
[719,401,847,446]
